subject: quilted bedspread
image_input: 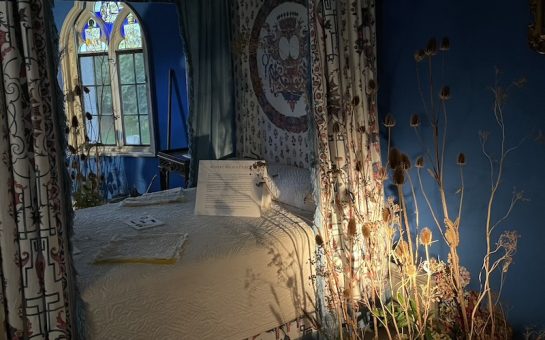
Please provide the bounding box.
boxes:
[72,189,316,339]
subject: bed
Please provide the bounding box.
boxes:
[72,187,316,339]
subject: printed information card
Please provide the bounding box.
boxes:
[195,160,270,217]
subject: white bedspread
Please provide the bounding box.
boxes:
[72,189,316,340]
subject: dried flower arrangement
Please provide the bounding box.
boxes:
[65,82,110,209]
[310,38,525,339]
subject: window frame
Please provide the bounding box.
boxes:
[60,1,156,157]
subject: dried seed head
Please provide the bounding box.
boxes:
[388,148,401,169]
[400,153,411,170]
[71,115,79,129]
[420,227,433,246]
[457,152,466,166]
[440,37,450,51]
[315,234,324,247]
[85,112,93,121]
[83,86,90,94]
[382,207,391,223]
[362,223,372,238]
[352,96,360,106]
[395,240,410,264]
[383,113,396,128]
[393,167,405,185]
[425,38,438,56]
[73,85,82,97]
[415,156,424,168]
[348,218,357,237]
[406,264,417,277]
[410,114,421,127]
[445,228,459,248]
[414,49,425,62]
[368,79,377,93]
[440,86,451,100]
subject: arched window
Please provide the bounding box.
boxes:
[60,1,154,155]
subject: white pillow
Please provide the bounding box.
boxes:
[266,163,315,212]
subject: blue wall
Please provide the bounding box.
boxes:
[378,0,545,335]
[54,1,190,194]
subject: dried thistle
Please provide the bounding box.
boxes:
[415,156,424,168]
[384,113,396,128]
[457,152,466,166]
[440,86,451,100]
[420,227,433,246]
[347,218,357,237]
[440,37,450,51]
[382,207,391,223]
[393,167,405,185]
[71,115,79,128]
[400,153,411,170]
[445,227,459,248]
[425,38,438,56]
[410,113,421,127]
[414,49,426,62]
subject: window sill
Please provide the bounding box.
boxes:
[94,145,156,158]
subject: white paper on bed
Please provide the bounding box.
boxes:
[195,160,270,217]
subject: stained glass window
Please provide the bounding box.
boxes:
[79,18,107,53]
[119,13,142,50]
[69,1,152,151]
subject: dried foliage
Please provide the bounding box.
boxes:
[311,38,525,339]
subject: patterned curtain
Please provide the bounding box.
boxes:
[0,0,76,338]
[308,0,384,303]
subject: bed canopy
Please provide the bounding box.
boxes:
[0,0,382,337]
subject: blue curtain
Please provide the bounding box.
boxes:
[177,0,236,186]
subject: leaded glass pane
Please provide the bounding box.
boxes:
[137,84,148,115]
[97,86,113,114]
[134,53,145,83]
[79,57,95,86]
[94,56,110,85]
[124,115,140,145]
[100,116,116,145]
[121,85,137,114]
[139,115,150,145]
[86,119,99,144]
[85,86,99,116]
[118,54,135,84]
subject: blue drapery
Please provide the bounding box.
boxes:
[177,0,236,186]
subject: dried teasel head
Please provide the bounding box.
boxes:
[388,147,401,169]
[440,86,451,100]
[400,153,411,170]
[410,113,421,127]
[383,113,396,128]
[414,49,425,62]
[457,152,466,166]
[406,264,417,278]
[71,115,79,129]
[382,207,392,223]
[347,218,357,237]
[395,240,410,264]
[425,38,438,56]
[393,167,405,185]
[440,37,450,51]
[85,112,93,121]
[420,227,433,246]
[415,156,424,168]
[445,228,459,248]
[362,223,372,238]
[367,79,377,94]
[315,234,324,247]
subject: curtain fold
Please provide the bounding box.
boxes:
[0,0,76,338]
[176,0,236,186]
[308,0,384,309]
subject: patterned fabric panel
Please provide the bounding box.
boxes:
[0,0,75,338]
[232,0,313,169]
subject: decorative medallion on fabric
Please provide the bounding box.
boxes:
[249,0,309,133]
